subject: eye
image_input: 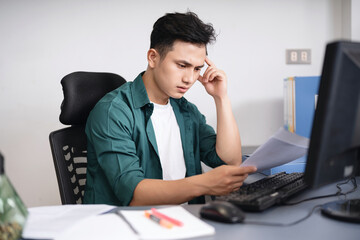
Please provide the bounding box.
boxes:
[177,63,186,68]
[194,68,201,72]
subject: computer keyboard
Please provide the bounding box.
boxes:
[215,172,307,211]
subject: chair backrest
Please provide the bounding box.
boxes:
[49,126,87,204]
[49,71,126,204]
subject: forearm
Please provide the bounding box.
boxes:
[129,175,206,206]
[214,95,242,165]
[198,57,242,165]
[129,165,256,206]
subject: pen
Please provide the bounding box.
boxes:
[151,208,184,227]
[144,211,173,229]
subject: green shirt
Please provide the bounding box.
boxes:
[83,73,225,206]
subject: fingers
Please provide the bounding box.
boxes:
[205,57,215,67]
[206,68,219,82]
[205,165,255,196]
[227,175,248,194]
[222,166,256,193]
[198,57,220,83]
[200,67,223,83]
[238,165,257,174]
[221,166,249,184]
[226,165,257,176]
[231,174,248,185]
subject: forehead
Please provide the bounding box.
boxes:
[164,41,207,65]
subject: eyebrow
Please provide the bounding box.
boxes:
[178,60,205,69]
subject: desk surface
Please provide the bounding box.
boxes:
[189,178,360,240]
[23,176,360,240]
[119,176,360,240]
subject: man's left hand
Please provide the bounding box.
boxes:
[198,57,227,99]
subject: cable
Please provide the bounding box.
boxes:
[341,178,358,196]
[283,177,357,206]
[242,177,357,227]
[244,204,322,227]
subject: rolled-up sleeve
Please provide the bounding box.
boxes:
[86,100,144,205]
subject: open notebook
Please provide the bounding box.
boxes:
[120,206,215,240]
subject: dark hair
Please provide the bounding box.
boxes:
[150,11,216,58]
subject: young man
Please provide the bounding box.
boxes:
[83,12,257,206]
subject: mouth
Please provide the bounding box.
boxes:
[177,86,188,93]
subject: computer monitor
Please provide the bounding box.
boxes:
[304,41,360,223]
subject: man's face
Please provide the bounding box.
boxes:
[152,40,206,102]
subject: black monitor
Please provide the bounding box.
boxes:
[304,41,360,223]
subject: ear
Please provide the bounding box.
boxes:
[147,48,159,68]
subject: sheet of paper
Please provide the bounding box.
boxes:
[120,206,215,240]
[22,204,116,239]
[55,213,139,240]
[241,127,309,172]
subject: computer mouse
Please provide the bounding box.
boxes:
[200,201,245,223]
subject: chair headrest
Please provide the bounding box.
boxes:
[59,71,126,125]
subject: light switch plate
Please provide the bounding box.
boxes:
[286,49,311,64]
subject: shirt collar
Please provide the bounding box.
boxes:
[170,97,189,111]
[131,72,151,109]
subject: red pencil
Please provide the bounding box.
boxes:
[151,208,184,227]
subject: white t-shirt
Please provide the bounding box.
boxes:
[150,101,186,180]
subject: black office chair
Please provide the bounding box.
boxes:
[49,71,126,204]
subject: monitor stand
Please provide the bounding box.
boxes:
[321,199,360,223]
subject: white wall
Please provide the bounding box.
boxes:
[0,0,351,207]
[351,0,360,40]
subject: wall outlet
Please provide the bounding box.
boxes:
[286,49,311,64]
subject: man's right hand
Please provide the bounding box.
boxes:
[199,165,257,196]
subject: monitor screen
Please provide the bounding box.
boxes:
[304,41,360,188]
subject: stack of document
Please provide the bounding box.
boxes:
[22,204,116,239]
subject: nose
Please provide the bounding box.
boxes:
[182,69,197,85]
